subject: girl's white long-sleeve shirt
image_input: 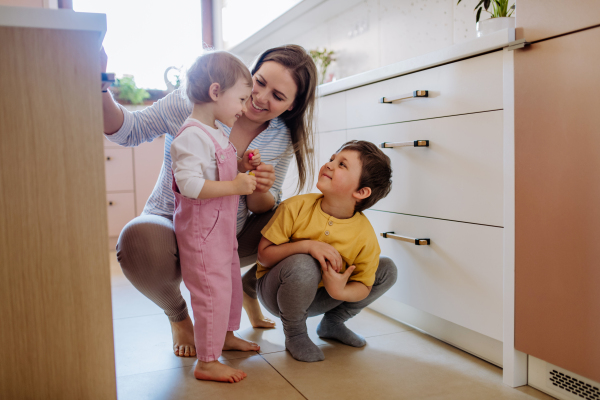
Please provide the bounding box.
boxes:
[170,118,232,200]
[103,88,293,234]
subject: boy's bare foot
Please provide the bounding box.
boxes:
[243,292,276,329]
[223,331,260,352]
[194,360,247,383]
[170,315,196,357]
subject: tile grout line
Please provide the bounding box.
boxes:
[258,353,309,400]
[116,362,197,380]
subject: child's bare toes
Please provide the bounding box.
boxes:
[194,361,247,383]
[223,332,260,352]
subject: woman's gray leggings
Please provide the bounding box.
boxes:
[116,210,275,322]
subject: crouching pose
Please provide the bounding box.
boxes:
[256,140,398,362]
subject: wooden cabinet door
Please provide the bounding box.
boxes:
[514,26,600,383]
[517,0,600,42]
[0,27,116,398]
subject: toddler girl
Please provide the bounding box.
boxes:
[170,51,261,383]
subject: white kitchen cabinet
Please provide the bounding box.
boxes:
[104,147,134,192]
[314,28,520,378]
[354,111,504,226]
[345,50,503,129]
[103,112,166,247]
[365,210,503,341]
[315,91,346,133]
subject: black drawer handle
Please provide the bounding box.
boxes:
[381,232,430,245]
[380,90,429,104]
[108,201,114,206]
[380,140,429,149]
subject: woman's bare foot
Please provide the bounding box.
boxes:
[194,360,247,383]
[223,331,260,352]
[243,292,276,329]
[170,315,196,357]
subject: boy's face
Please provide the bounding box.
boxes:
[317,150,363,200]
[215,78,251,127]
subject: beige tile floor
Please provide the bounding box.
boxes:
[109,251,556,400]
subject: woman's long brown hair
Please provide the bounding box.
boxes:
[251,45,318,194]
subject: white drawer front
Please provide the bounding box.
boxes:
[104,147,134,192]
[106,192,136,237]
[365,210,503,341]
[352,111,503,226]
[346,51,503,129]
[316,91,346,133]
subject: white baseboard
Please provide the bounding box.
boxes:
[528,355,600,400]
[367,295,503,367]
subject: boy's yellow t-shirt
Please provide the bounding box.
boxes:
[257,193,381,287]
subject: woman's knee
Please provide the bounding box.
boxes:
[116,215,178,274]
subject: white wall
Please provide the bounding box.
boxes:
[246,0,514,82]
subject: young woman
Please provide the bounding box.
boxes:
[102,44,318,357]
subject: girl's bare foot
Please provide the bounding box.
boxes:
[194,360,247,383]
[170,316,196,357]
[243,292,276,329]
[223,331,260,352]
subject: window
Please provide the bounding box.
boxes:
[74,0,203,89]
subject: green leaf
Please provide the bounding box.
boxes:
[476,6,482,23]
[474,0,484,11]
[457,0,462,4]
[484,0,491,10]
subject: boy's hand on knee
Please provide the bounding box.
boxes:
[308,241,343,272]
[322,264,356,300]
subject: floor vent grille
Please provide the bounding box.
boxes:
[549,369,600,400]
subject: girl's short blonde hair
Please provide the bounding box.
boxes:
[183,51,252,104]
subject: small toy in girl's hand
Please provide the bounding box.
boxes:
[249,171,255,176]
[239,149,261,173]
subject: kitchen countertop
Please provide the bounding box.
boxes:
[317,28,515,97]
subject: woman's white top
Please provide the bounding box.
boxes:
[104,89,293,234]
[170,118,230,200]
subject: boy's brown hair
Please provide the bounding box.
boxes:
[336,140,392,213]
[184,51,252,104]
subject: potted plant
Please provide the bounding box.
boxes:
[309,48,336,85]
[457,0,515,37]
[111,75,150,105]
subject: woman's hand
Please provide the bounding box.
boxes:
[100,47,125,134]
[307,241,343,272]
[253,163,275,193]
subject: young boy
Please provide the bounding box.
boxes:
[256,140,397,362]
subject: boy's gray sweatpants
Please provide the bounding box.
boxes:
[256,254,398,340]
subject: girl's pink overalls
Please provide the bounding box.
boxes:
[172,121,242,362]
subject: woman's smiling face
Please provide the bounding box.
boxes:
[245,61,297,124]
